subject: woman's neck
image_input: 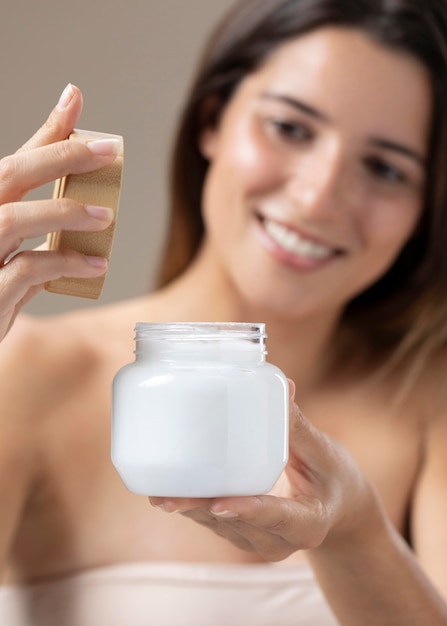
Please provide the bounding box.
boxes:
[151,250,346,394]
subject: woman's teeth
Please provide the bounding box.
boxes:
[264,219,333,259]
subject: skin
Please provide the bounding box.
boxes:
[0,27,447,624]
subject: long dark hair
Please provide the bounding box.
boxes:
[156,0,447,375]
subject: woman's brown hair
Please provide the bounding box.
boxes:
[156,0,447,376]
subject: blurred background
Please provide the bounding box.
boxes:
[0,0,235,316]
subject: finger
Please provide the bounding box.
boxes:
[148,497,257,553]
[209,494,329,551]
[285,378,326,464]
[149,497,215,513]
[287,400,330,469]
[0,248,108,312]
[0,136,121,201]
[19,84,83,152]
[287,377,296,401]
[205,512,294,561]
[0,198,114,261]
[168,498,312,560]
[2,283,49,338]
[150,492,328,553]
[180,508,257,553]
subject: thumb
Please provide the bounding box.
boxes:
[19,84,83,152]
[286,379,328,467]
[287,377,296,402]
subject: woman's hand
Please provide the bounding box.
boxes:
[149,381,374,562]
[0,83,121,341]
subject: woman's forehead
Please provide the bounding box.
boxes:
[240,26,433,151]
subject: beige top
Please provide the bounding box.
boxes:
[0,560,338,626]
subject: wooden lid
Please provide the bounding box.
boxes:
[45,128,124,299]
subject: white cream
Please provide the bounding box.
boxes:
[111,323,289,497]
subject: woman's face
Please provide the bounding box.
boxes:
[199,27,432,318]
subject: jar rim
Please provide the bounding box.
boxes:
[135,322,266,341]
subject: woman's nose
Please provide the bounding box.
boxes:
[286,145,347,219]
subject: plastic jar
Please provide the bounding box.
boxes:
[111,322,289,497]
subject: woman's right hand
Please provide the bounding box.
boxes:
[0,83,121,342]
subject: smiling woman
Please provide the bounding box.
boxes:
[1,1,447,625]
[193,27,430,323]
[159,2,442,378]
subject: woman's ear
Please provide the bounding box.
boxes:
[197,94,222,160]
[199,125,219,160]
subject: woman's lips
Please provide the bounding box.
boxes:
[256,215,342,270]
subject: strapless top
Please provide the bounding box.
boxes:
[0,560,339,626]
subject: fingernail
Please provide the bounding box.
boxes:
[85,256,108,269]
[149,497,162,506]
[160,501,183,514]
[57,83,74,111]
[149,498,183,514]
[86,138,121,156]
[209,509,239,519]
[85,205,114,221]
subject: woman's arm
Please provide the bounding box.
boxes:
[0,84,116,343]
[0,86,119,574]
[307,484,447,625]
[149,384,447,625]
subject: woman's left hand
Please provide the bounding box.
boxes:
[149,382,373,561]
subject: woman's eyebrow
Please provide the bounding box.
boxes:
[260,92,330,122]
[368,138,426,166]
[260,93,426,166]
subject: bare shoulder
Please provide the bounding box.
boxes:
[0,302,130,416]
[0,311,99,408]
[0,293,167,415]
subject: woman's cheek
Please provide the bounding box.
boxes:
[369,197,422,249]
[224,119,286,194]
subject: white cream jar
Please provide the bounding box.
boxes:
[111,322,288,497]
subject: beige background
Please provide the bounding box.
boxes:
[0,0,235,316]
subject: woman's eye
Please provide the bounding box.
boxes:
[269,119,312,142]
[364,156,407,184]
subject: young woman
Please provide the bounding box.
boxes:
[1,0,447,624]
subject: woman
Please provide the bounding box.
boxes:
[0,0,447,624]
